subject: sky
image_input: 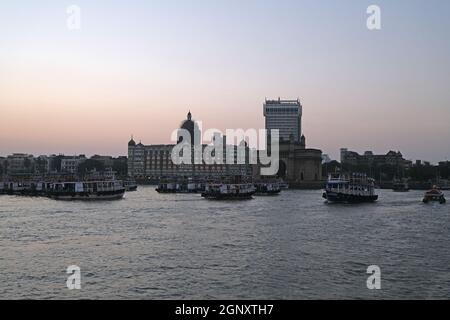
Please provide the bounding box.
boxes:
[1,0,449,163]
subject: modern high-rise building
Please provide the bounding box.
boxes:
[263,98,303,142]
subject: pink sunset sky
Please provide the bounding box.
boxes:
[1,1,449,163]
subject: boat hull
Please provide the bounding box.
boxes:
[156,189,198,194]
[323,191,378,203]
[48,190,125,201]
[201,191,255,200]
[254,189,281,196]
[423,195,446,204]
[393,188,409,192]
[0,189,47,197]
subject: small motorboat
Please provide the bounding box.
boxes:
[423,187,446,204]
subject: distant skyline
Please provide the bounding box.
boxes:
[1,0,449,163]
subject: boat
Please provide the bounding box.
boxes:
[279,181,289,190]
[123,179,138,191]
[201,183,256,200]
[0,181,34,195]
[156,178,205,193]
[254,182,281,195]
[423,187,446,204]
[156,182,198,193]
[156,182,177,193]
[392,179,410,192]
[323,173,378,203]
[47,179,125,200]
[19,181,52,196]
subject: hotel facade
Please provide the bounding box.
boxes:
[127,112,253,180]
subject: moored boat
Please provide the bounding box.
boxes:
[279,181,289,190]
[323,173,378,203]
[0,181,45,196]
[201,183,256,200]
[156,178,205,194]
[423,187,446,204]
[155,182,177,193]
[123,179,138,191]
[254,182,281,195]
[47,180,125,200]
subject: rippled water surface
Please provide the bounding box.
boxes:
[1,187,450,299]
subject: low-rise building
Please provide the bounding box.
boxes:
[61,155,87,174]
[91,155,114,169]
[5,153,35,175]
[0,157,6,175]
[34,155,52,175]
[340,148,408,168]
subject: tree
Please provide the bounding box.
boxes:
[322,160,341,177]
[112,159,128,177]
[409,164,438,181]
[77,159,105,176]
[438,163,450,180]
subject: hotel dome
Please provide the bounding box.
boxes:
[178,111,200,144]
[128,136,136,147]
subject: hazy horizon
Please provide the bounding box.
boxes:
[1,0,449,163]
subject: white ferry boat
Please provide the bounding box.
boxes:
[323,173,378,203]
[47,179,125,200]
[201,183,256,200]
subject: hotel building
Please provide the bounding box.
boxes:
[127,112,253,180]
